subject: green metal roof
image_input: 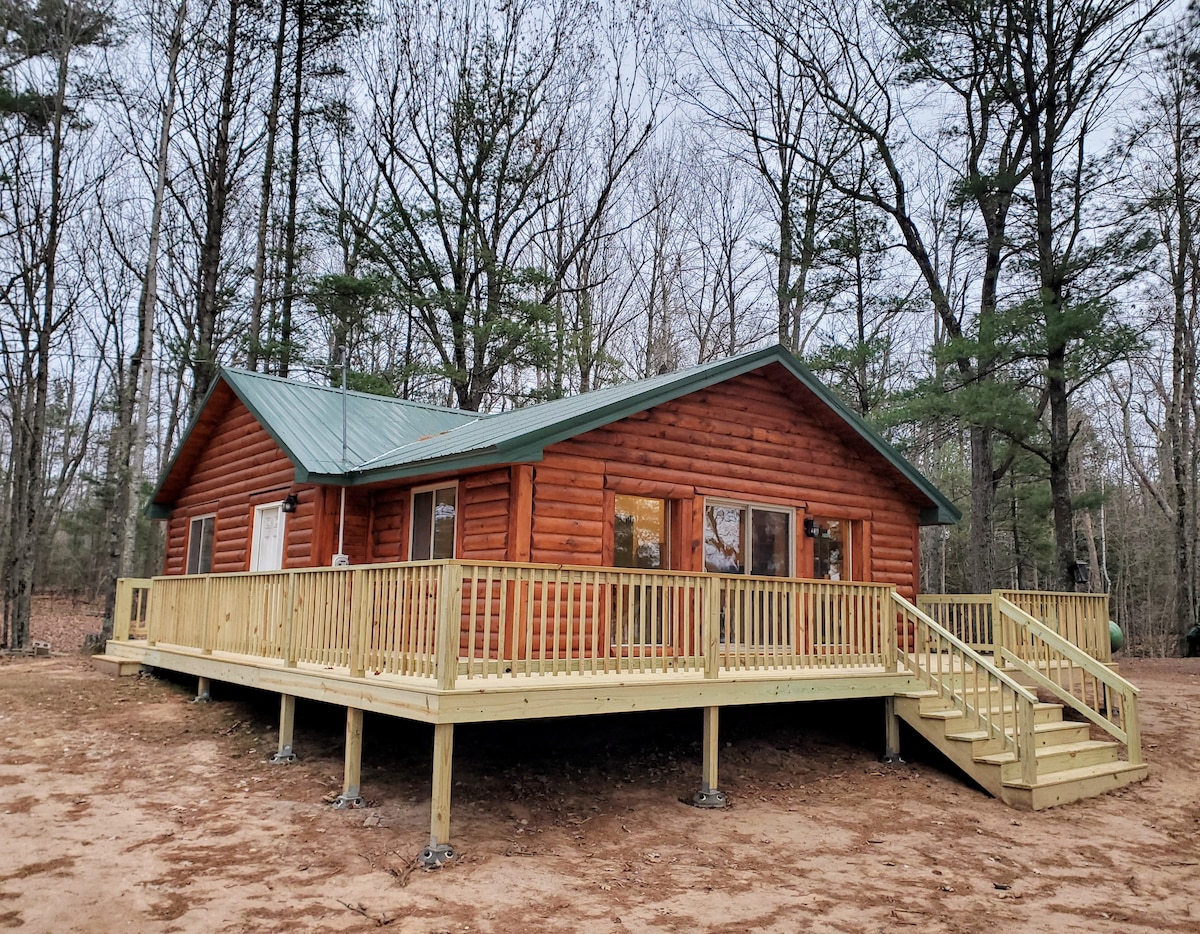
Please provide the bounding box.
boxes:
[219,368,476,478]
[149,347,960,525]
[341,345,959,524]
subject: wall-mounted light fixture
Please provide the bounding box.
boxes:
[804,518,817,538]
[281,494,299,514]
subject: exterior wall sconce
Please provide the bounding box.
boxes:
[281,494,299,514]
[804,518,817,537]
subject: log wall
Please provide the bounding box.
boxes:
[163,397,310,574]
[530,364,924,596]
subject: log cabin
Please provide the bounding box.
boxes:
[99,345,1146,866]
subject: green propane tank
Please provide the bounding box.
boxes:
[1109,620,1124,653]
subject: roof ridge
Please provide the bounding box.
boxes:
[220,366,472,417]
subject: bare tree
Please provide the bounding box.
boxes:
[361,0,658,411]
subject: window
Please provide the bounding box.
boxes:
[186,515,215,574]
[613,495,668,570]
[811,518,851,581]
[250,503,286,572]
[411,484,457,560]
[612,495,669,647]
[704,501,793,577]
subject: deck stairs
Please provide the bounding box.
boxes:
[894,676,1148,809]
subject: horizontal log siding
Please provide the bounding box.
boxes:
[163,398,307,574]
[368,469,511,564]
[534,366,924,597]
[461,469,511,560]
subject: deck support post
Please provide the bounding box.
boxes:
[193,676,211,703]
[270,694,297,764]
[880,696,904,764]
[332,707,364,809]
[692,706,727,808]
[420,723,456,867]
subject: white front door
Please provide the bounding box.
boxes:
[250,503,286,572]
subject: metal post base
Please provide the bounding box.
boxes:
[192,692,211,704]
[692,789,727,809]
[332,793,364,809]
[419,843,456,869]
[270,746,297,765]
[879,754,906,765]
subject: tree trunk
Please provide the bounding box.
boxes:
[190,0,241,412]
[249,0,290,371]
[278,0,307,379]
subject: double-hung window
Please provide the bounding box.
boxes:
[186,515,216,574]
[411,483,458,560]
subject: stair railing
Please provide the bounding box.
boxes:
[994,597,1142,765]
[894,593,1040,786]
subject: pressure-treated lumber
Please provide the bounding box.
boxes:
[701,706,719,793]
[430,723,454,847]
[343,707,364,800]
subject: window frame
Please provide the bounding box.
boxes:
[185,514,216,575]
[702,498,795,577]
[409,481,459,561]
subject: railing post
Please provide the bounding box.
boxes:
[1124,688,1143,766]
[283,572,297,667]
[704,577,721,679]
[113,579,132,641]
[991,591,1003,660]
[202,577,215,655]
[146,580,159,647]
[436,562,464,691]
[349,568,367,679]
[1018,697,1038,787]
[882,590,897,670]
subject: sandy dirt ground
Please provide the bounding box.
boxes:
[2,604,1200,933]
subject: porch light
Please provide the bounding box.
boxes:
[804,518,817,537]
[1069,561,1089,585]
[281,494,299,514]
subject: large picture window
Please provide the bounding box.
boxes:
[186,515,215,574]
[703,501,793,577]
[411,484,457,560]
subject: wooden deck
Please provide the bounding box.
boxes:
[101,563,1146,864]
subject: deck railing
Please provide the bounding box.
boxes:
[113,577,152,640]
[135,561,899,687]
[895,594,1039,784]
[916,590,1112,663]
[995,598,1142,764]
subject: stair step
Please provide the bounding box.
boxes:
[1000,761,1149,810]
[1032,740,1121,775]
[90,654,144,677]
[978,740,1122,785]
[1034,721,1092,747]
[976,739,1116,769]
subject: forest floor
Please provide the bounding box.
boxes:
[2,601,1200,933]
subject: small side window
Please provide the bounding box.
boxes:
[411,484,457,560]
[186,515,216,574]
